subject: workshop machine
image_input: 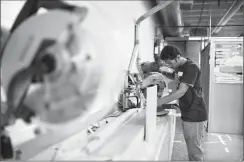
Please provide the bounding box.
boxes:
[0,0,176,160]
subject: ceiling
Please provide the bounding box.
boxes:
[1,0,243,37]
[181,0,243,37]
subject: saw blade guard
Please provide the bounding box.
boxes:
[1,6,127,130]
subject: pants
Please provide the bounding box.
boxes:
[182,121,207,161]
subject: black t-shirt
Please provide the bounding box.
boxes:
[175,58,208,122]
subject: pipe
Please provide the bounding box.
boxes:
[156,0,184,37]
[212,0,243,34]
[124,1,174,110]
[128,0,174,73]
[127,27,140,72]
[135,1,174,25]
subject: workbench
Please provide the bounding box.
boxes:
[11,108,175,161]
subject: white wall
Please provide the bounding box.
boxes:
[67,1,156,67]
[1,1,156,65]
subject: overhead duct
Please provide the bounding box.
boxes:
[212,0,244,34]
[156,0,184,37]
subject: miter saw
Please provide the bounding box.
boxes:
[0,0,172,160]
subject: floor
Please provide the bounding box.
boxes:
[171,117,243,161]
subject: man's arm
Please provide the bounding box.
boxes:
[157,64,199,106]
[157,82,189,106]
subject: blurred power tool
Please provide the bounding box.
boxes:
[0,2,126,132]
[1,8,89,126]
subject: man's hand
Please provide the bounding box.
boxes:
[157,82,189,107]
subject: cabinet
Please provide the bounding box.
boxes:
[208,39,243,135]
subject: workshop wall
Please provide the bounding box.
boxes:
[67,1,157,67]
[1,1,157,70]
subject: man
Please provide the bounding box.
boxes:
[157,45,208,161]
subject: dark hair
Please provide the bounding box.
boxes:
[160,45,182,60]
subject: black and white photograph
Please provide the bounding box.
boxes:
[0,0,243,161]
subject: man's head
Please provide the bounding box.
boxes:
[159,45,183,69]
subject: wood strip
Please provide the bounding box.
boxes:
[145,86,157,147]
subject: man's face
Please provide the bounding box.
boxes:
[162,59,179,69]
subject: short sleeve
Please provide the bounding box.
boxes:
[179,64,199,87]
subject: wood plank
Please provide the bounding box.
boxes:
[145,86,157,149]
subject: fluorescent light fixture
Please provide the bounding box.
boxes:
[188,36,243,42]
[188,37,208,40]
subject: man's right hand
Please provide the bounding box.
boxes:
[159,69,176,80]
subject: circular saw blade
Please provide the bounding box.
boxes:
[141,72,166,89]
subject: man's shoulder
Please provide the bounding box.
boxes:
[184,60,200,71]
